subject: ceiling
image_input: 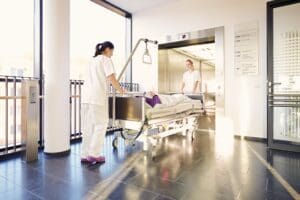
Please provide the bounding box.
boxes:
[175,43,216,66]
[106,0,174,13]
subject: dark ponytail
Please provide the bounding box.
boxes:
[94,41,114,57]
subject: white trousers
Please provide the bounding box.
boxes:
[81,103,108,157]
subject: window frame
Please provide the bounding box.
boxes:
[37,0,133,147]
[90,0,133,83]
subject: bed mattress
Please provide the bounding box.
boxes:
[146,101,201,119]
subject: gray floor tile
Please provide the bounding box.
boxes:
[1,124,300,200]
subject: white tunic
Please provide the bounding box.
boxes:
[182,70,200,93]
[81,55,115,106]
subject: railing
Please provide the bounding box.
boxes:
[119,83,139,92]
[0,77,139,157]
[70,80,140,140]
[0,76,38,156]
[70,80,83,140]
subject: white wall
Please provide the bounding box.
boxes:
[201,63,215,93]
[132,0,267,138]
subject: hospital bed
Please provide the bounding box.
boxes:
[109,93,202,154]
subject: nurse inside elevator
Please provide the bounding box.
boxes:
[181,59,201,94]
[81,41,125,163]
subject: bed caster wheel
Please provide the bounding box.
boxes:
[187,131,194,142]
[152,157,156,161]
[131,141,136,147]
[112,138,118,149]
[191,131,195,141]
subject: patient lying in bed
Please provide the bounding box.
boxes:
[145,92,193,108]
[144,92,202,119]
[145,92,161,107]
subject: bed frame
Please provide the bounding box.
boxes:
[109,95,200,155]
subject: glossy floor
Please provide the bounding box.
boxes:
[0,133,299,200]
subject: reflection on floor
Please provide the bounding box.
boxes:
[198,114,215,131]
[0,132,299,199]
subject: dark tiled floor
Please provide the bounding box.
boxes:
[0,132,299,200]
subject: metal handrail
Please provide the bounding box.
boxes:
[70,80,83,139]
[268,99,300,103]
[268,94,300,97]
[0,96,25,100]
[269,104,300,107]
[0,76,40,156]
[0,75,39,80]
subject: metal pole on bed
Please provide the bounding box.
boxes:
[112,38,158,128]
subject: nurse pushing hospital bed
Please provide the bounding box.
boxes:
[106,38,203,157]
[109,93,203,157]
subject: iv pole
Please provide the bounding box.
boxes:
[112,38,158,127]
[117,38,158,81]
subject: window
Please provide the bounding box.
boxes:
[0,0,35,150]
[70,0,129,80]
[0,0,34,77]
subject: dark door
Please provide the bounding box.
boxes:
[267,0,300,152]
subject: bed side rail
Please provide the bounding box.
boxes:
[109,96,145,121]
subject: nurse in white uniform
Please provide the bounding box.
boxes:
[181,59,200,94]
[81,41,124,163]
[181,59,206,112]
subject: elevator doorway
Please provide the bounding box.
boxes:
[158,43,216,130]
[158,27,225,133]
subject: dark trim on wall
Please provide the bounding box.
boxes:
[0,146,44,161]
[70,137,82,144]
[0,151,22,161]
[38,0,44,148]
[44,149,71,157]
[267,0,300,8]
[90,0,132,18]
[0,144,22,153]
[234,135,267,143]
[266,0,274,152]
[90,0,133,84]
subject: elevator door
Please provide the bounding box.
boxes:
[267,0,300,152]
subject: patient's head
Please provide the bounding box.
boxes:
[149,91,156,97]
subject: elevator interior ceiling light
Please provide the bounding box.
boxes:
[177,43,216,63]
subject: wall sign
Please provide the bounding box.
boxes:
[234,21,259,75]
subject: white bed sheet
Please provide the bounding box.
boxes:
[146,101,201,119]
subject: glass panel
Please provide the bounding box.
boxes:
[0,0,34,77]
[70,0,127,80]
[273,106,300,143]
[0,81,23,149]
[273,3,300,142]
[273,3,300,94]
[0,1,34,150]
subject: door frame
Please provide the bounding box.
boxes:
[267,0,300,152]
[158,27,225,131]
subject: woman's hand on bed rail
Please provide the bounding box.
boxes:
[120,88,127,95]
[108,74,125,94]
[115,91,145,97]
